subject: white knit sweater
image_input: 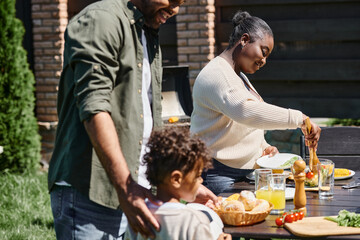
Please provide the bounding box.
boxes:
[190,56,303,169]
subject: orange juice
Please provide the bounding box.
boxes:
[269,189,285,210]
[256,189,271,202]
[272,169,284,174]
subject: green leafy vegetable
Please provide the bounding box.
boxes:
[325,210,360,227]
[278,156,298,168]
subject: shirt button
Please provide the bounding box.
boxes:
[140,114,143,118]
[139,18,143,22]
[139,140,142,145]
[135,170,138,174]
[138,63,142,68]
[138,89,141,94]
[130,19,135,24]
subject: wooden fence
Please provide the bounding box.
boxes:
[215,0,360,118]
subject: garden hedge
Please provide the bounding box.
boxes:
[0,0,41,173]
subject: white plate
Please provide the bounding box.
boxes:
[285,188,295,200]
[335,169,355,180]
[256,153,302,169]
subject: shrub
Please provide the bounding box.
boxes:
[327,119,360,126]
[0,0,41,172]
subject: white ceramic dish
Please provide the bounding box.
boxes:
[256,153,302,169]
[335,169,355,180]
[285,188,295,200]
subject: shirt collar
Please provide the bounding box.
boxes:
[124,0,159,36]
[123,0,145,27]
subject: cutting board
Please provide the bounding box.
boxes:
[284,216,360,237]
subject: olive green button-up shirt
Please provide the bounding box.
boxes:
[48,0,163,209]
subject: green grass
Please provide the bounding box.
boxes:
[0,170,55,240]
[0,170,294,240]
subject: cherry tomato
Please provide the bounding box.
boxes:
[285,214,295,223]
[306,171,315,179]
[275,217,283,227]
[298,211,304,220]
[293,212,299,221]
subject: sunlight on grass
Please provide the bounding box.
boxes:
[0,171,55,240]
[0,171,295,240]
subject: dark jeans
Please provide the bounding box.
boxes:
[202,159,253,195]
[50,185,127,240]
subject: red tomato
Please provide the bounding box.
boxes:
[275,217,283,227]
[306,171,315,179]
[285,214,295,223]
[298,211,304,220]
[293,212,299,221]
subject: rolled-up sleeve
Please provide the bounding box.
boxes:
[66,10,122,122]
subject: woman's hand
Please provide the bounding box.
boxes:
[301,117,321,149]
[262,146,279,157]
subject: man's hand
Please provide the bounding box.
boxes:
[84,112,161,238]
[117,178,161,239]
[262,146,279,157]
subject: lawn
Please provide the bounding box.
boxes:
[0,170,55,240]
[0,170,290,240]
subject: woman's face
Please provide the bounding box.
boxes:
[234,34,274,74]
[137,0,184,29]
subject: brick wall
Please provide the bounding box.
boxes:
[31,1,214,162]
[32,0,68,163]
[176,0,215,85]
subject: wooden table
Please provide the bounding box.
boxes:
[220,171,360,239]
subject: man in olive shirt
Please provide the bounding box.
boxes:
[47,0,219,239]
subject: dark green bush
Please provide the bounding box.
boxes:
[0,0,41,172]
[327,119,360,126]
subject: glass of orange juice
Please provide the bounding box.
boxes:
[255,169,272,202]
[268,173,286,214]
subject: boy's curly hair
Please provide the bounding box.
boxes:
[143,127,212,186]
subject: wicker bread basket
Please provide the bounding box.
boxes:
[214,203,273,226]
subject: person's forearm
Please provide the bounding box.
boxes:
[84,111,132,196]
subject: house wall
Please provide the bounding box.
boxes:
[25,0,360,163]
[216,0,360,118]
[31,0,68,162]
[28,0,215,162]
[176,0,216,85]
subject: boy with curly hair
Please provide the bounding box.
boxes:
[125,127,231,240]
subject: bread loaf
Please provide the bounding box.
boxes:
[239,190,257,211]
[251,199,270,212]
[221,200,245,212]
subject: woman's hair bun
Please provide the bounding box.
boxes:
[232,10,251,27]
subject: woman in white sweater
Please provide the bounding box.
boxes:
[190,10,321,195]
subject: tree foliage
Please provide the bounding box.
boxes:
[0,0,41,172]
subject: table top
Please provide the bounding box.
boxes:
[220,171,360,239]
